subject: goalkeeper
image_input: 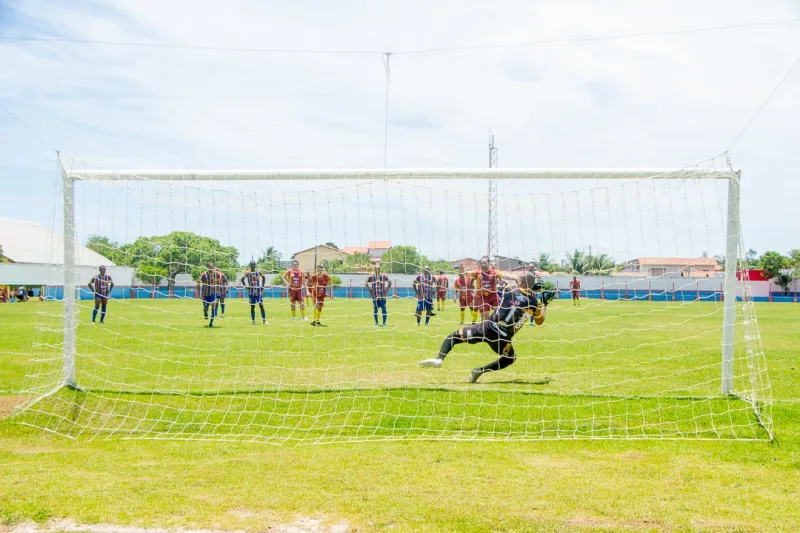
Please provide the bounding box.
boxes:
[420,272,554,383]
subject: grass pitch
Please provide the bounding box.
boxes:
[1,298,798,531]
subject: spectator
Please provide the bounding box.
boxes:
[16,286,28,302]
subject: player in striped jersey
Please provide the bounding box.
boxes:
[365,263,392,326]
[88,265,114,324]
[198,261,224,328]
[413,266,438,326]
[241,260,267,325]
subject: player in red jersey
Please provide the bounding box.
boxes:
[473,256,502,320]
[435,270,449,311]
[569,275,581,306]
[282,260,308,321]
[307,264,331,326]
[453,265,478,325]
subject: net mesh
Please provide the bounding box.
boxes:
[19,158,773,443]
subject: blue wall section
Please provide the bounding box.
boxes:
[33,286,790,303]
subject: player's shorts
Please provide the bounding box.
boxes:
[458,293,476,308]
[288,288,303,304]
[314,290,327,305]
[478,291,499,312]
[459,321,514,358]
[249,292,263,305]
[437,290,447,299]
[93,293,109,303]
[416,299,434,313]
[218,292,226,301]
[203,294,218,305]
[571,290,580,298]
[373,297,387,309]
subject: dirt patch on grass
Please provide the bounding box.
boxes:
[0,395,28,420]
[2,519,351,533]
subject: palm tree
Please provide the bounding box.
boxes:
[585,254,616,274]
[565,249,587,274]
[536,253,553,272]
[773,270,796,296]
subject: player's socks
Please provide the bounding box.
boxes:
[471,310,479,323]
[203,303,209,319]
[425,315,431,325]
[459,309,465,323]
[260,306,266,321]
[416,314,421,325]
[291,308,297,318]
[100,304,107,323]
[382,309,387,326]
[251,307,256,321]
[92,307,98,322]
[221,303,225,316]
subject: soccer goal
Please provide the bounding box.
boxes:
[20,158,773,443]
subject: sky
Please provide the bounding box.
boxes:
[1,0,799,264]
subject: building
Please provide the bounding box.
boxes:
[494,255,528,271]
[452,258,479,271]
[291,244,350,272]
[621,257,720,277]
[0,217,136,288]
[367,240,392,259]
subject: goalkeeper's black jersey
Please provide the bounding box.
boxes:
[487,288,539,338]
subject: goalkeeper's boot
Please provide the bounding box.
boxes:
[419,358,442,368]
[469,368,483,383]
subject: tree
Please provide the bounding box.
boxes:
[535,253,553,272]
[381,246,423,274]
[745,248,758,265]
[584,254,616,275]
[701,250,709,259]
[0,244,10,264]
[324,242,339,250]
[758,251,789,279]
[773,270,796,296]
[345,252,372,270]
[565,249,587,274]
[256,246,282,273]
[86,235,123,264]
[788,249,800,270]
[119,232,239,288]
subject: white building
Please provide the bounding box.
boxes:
[620,257,720,278]
[0,217,134,286]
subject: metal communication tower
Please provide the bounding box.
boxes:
[487,133,498,261]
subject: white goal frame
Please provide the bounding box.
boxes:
[60,166,741,397]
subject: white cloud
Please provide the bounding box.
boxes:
[1,0,799,260]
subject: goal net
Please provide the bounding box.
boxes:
[19,159,773,443]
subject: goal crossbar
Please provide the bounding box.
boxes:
[65,168,738,182]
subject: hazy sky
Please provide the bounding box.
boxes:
[2,0,799,262]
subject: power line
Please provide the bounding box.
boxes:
[727,51,800,152]
[1,104,57,152]
[399,18,800,55]
[1,17,798,56]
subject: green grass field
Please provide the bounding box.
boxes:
[1,298,798,532]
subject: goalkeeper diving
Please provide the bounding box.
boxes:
[420,272,554,383]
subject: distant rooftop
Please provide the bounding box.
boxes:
[0,217,113,267]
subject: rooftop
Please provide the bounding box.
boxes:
[0,217,114,266]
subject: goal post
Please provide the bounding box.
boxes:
[21,159,771,443]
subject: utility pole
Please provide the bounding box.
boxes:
[487,133,498,262]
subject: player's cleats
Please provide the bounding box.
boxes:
[302,317,309,321]
[469,368,483,383]
[263,320,268,325]
[420,358,442,368]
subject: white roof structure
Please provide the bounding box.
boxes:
[0,217,114,266]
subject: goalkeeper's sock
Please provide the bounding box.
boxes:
[92,307,98,322]
[250,306,256,321]
[438,332,463,360]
